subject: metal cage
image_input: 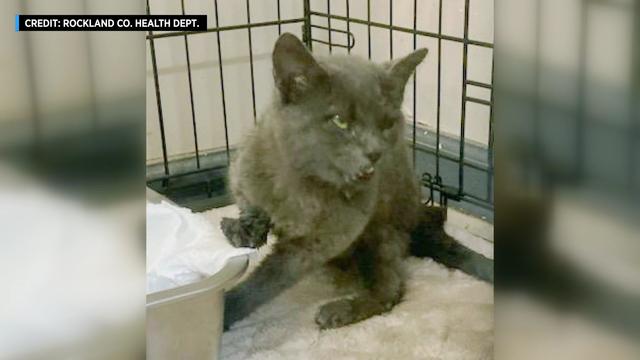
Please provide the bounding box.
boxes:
[146,0,495,220]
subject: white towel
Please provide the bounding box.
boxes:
[146,201,256,294]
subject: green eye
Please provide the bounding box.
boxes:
[330,114,349,130]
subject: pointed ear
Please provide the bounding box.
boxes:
[272,33,328,103]
[384,48,428,102]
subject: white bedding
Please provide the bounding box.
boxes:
[146,202,256,293]
[207,206,495,360]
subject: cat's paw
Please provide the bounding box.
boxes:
[315,299,356,329]
[221,217,243,247]
[221,217,255,248]
[221,216,268,248]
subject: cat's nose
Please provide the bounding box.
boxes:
[367,151,382,164]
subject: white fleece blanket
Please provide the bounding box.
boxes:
[209,207,494,360]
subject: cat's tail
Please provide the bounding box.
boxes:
[410,206,494,283]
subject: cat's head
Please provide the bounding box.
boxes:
[271,33,427,189]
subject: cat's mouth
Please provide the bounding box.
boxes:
[356,166,375,181]
[345,165,375,183]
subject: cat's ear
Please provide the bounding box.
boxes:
[272,33,328,103]
[384,48,428,102]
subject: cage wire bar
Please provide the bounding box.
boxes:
[146,0,169,180]
[146,0,496,214]
[180,0,200,169]
[634,0,639,193]
[246,0,258,123]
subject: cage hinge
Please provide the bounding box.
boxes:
[421,173,462,209]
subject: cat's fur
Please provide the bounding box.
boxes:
[222,33,428,330]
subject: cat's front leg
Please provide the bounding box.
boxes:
[223,239,310,329]
[315,226,408,329]
[223,234,344,330]
[221,205,271,248]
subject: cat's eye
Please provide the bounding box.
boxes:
[329,114,349,130]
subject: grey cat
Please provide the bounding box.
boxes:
[222,33,428,330]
